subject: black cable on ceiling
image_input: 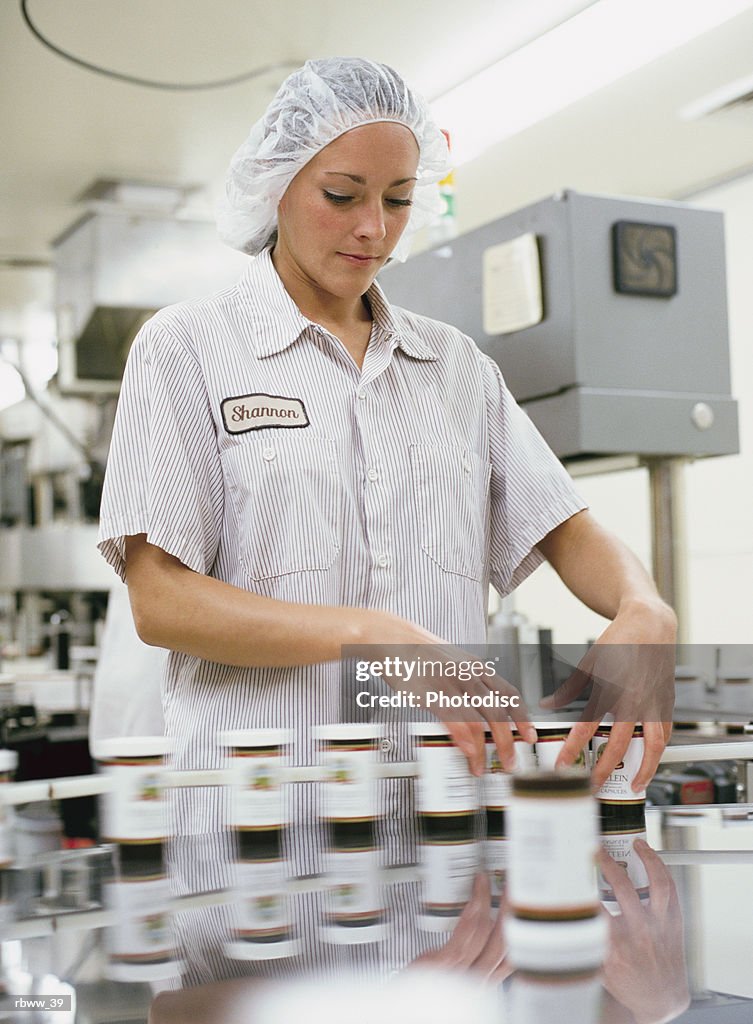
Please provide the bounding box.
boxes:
[20,0,299,91]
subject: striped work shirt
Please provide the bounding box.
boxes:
[97,246,586,839]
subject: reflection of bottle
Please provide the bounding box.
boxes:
[104,841,182,982]
[508,968,603,1024]
[598,831,650,915]
[508,772,606,971]
[418,837,479,932]
[227,827,298,960]
[321,826,387,945]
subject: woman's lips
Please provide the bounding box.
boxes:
[338,252,378,265]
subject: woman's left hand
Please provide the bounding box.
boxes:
[541,598,676,791]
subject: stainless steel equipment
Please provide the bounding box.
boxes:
[53,209,247,396]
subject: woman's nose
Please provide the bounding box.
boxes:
[354,200,387,240]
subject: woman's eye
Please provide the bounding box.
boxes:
[323,191,353,204]
[387,198,413,208]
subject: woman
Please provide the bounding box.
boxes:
[98,57,675,982]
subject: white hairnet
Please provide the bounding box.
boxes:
[217,57,450,262]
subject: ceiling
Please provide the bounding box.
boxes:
[2,0,753,338]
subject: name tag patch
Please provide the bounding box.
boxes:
[221,393,309,434]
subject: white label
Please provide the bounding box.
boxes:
[482,233,543,336]
[229,754,286,827]
[416,740,479,814]
[235,860,291,937]
[320,748,377,819]
[325,848,382,921]
[421,841,478,910]
[508,795,599,912]
[599,832,650,900]
[483,742,513,808]
[509,971,602,1021]
[592,734,646,801]
[100,764,167,841]
[484,837,508,897]
[221,393,309,434]
[104,878,174,960]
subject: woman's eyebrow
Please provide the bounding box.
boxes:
[323,172,417,186]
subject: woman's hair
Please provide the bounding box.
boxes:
[217,57,449,262]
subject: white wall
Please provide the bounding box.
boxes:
[473,172,753,645]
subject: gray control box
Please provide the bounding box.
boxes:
[380,190,738,461]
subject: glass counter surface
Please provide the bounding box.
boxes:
[1,804,752,1024]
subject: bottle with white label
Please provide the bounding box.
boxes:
[0,749,18,868]
[591,722,646,835]
[534,722,586,771]
[483,729,528,898]
[219,728,292,830]
[97,737,172,844]
[507,771,606,971]
[315,723,384,825]
[412,722,479,842]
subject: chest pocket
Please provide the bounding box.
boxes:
[410,443,491,581]
[221,434,341,581]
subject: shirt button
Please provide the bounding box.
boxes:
[376,553,390,568]
[463,460,472,473]
[357,391,367,401]
[380,737,394,754]
[366,467,379,482]
[263,447,276,461]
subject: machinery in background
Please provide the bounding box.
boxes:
[0,194,248,663]
[381,190,740,639]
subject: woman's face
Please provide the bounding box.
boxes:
[274,121,419,304]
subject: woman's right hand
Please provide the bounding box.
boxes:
[348,608,536,776]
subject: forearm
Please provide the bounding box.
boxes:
[536,510,675,627]
[125,534,410,667]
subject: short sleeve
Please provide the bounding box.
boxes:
[482,355,587,596]
[97,314,224,582]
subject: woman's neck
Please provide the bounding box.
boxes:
[270,247,372,332]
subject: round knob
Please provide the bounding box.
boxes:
[691,402,714,431]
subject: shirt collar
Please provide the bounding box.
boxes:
[236,248,438,362]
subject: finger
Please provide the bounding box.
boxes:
[555,720,598,769]
[632,721,669,792]
[487,958,515,985]
[470,898,507,977]
[488,720,516,771]
[443,874,495,966]
[493,688,537,744]
[444,720,486,777]
[633,838,675,916]
[477,674,537,743]
[589,721,636,790]
[539,664,592,709]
